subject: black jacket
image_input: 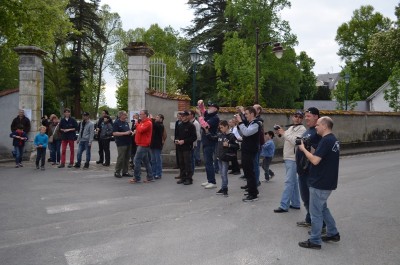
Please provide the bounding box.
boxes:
[11,116,31,133]
[176,121,196,151]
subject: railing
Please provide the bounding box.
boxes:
[149,58,166,93]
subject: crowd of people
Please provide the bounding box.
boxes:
[9,104,341,250]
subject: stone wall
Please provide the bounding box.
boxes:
[0,90,20,158]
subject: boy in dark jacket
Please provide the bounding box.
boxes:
[206,120,239,196]
[10,125,28,168]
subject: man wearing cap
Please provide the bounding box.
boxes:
[58,108,78,168]
[74,112,94,169]
[175,110,197,185]
[197,100,220,189]
[295,107,322,227]
[274,110,306,212]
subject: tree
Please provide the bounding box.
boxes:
[0,0,72,90]
[64,0,106,117]
[384,64,400,111]
[296,51,317,103]
[335,5,393,99]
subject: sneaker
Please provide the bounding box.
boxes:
[122,173,133,178]
[204,183,217,189]
[223,190,228,197]
[216,189,224,195]
[73,163,80,168]
[83,163,89,169]
[58,164,65,168]
[298,239,321,250]
[177,179,185,184]
[289,205,301,210]
[270,172,275,179]
[240,185,248,189]
[183,179,193,185]
[67,164,73,168]
[114,173,122,178]
[19,163,23,167]
[41,166,45,171]
[242,195,258,202]
[36,165,40,169]
[96,160,103,164]
[15,165,19,168]
[201,181,209,187]
[321,233,340,242]
[51,162,57,166]
[297,221,312,227]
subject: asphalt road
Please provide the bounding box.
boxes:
[0,151,399,265]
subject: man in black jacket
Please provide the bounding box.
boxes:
[175,110,197,185]
[96,109,112,164]
[11,109,31,133]
[58,108,78,168]
[236,106,261,202]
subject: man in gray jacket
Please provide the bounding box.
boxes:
[74,112,94,169]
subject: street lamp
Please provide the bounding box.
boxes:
[189,47,201,106]
[344,73,350,111]
[255,27,284,104]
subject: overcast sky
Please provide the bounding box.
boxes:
[100,0,398,107]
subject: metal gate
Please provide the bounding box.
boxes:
[149,58,166,93]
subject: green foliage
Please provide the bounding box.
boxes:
[214,33,255,106]
[332,72,361,110]
[0,0,72,90]
[335,5,393,99]
[115,78,128,110]
[297,51,317,102]
[313,86,331,100]
[384,64,400,112]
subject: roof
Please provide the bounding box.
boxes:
[316,72,340,89]
[366,81,390,101]
[0,88,19,97]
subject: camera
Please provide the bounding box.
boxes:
[295,135,311,147]
[273,125,281,130]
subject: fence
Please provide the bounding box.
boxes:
[149,58,166,93]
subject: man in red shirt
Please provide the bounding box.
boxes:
[129,110,154,183]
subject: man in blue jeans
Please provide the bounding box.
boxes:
[295,107,321,227]
[298,116,340,250]
[274,111,306,213]
[197,102,220,189]
[74,112,94,169]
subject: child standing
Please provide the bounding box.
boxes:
[207,120,239,196]
[261,131,275,182]
[34,126,49,170]
[10,125,28,168]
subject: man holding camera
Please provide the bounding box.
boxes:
[274,110,306,213]
[295,107,322,227]
[298,116,340,249]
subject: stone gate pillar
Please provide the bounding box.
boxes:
[123,42,154,115]
[14,46,47,159]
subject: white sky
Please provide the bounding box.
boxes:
[100,0,398,107]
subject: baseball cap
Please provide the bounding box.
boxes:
[306,107,320,117]
[208,102,219,109]
[294,110,304,117]
[181,110,190,116]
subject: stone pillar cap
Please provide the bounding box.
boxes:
[14,46,48,57]
[123,42,154,57]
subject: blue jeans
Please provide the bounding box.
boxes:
[203,144,216,184]
[218,160,229,189]
[76,141,91,164]
[194,140,201,162]
[279,160,301,210]
[50,140,61,163]
[134,146,153,181]
[150,148,162,178]
[253,150,261,184]
[14,145,24,164]
[309,187,339,245]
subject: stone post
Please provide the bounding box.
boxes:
[123,42,154,116]
[14,46,47,159]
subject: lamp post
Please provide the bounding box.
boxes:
[255,27,284,104]
[189,47,201,106]
[344,73,350,110]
